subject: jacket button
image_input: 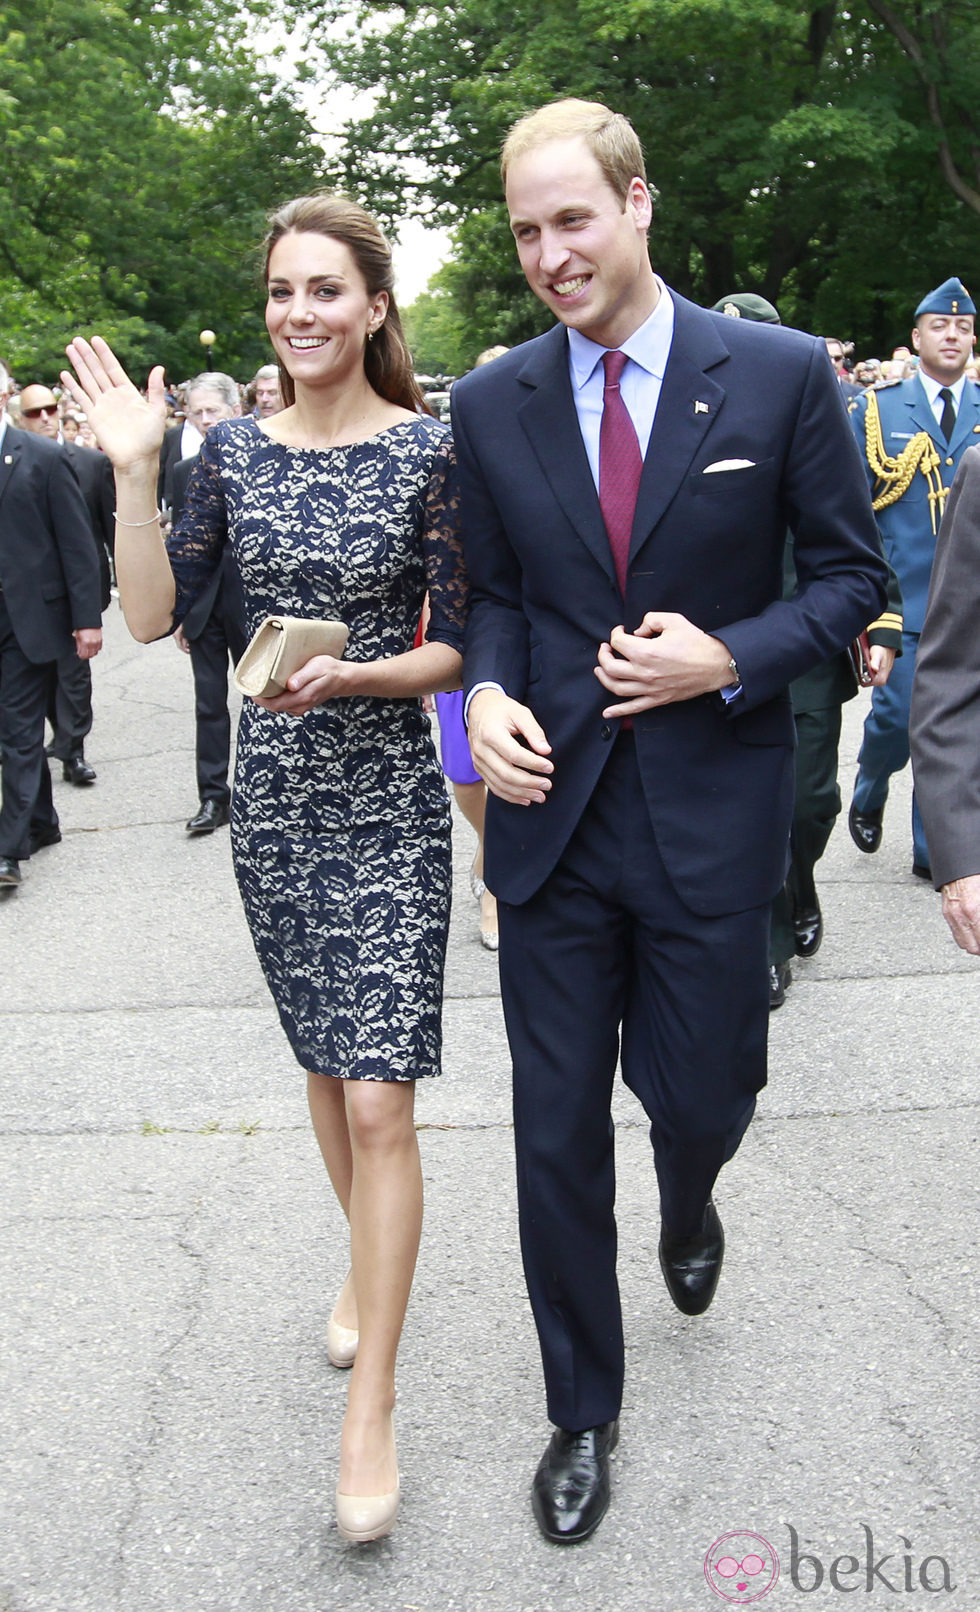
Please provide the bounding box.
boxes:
[946,456,954,466]
[600,723,612,740]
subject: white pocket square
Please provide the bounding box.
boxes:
[702,458,756,473]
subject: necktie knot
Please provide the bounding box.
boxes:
[602,349,629,389]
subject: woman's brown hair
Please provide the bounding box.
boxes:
[262,194,428,414]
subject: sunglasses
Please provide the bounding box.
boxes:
[22,404,59,419]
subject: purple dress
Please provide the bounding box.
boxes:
[435,690,481,786]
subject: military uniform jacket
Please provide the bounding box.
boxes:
[849,375,980,632]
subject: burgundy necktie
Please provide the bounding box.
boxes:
[599,349,642,595]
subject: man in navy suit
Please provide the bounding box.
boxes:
[169,395,247,836]
[451,99,887,1543]
[0,361,102,889]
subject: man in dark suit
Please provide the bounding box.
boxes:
[910,445,980,951]
[451,99,887,1542]
[158,373,240,510]
[19,383,114,784]
[169,394,247,833]
[0,362,102,888]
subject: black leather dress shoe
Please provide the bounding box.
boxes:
[768,960,791,1009]
[531,1421,619,1544]
[912,862,933,882]
[63,755,97,785]
[848,801,882,853]
[0,856,22,886]
[793,901,823,957]
[659,1199,725,1315]
[186,799,230,835]
[29,825,62,854]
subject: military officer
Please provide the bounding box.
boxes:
[847,276,980,878]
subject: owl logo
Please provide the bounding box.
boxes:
[704,1531,780,1603]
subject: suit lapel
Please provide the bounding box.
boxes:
[630,294,729,558]
[947,381,980,458]
[516,326,617,587]
[0,427,21,510]
[904,376,945,451]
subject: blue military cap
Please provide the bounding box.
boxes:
[914,276,976,319]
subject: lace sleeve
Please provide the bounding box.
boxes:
[422,431,468,654]
[165,433,228,629]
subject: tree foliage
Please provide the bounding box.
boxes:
[308,0,980,364]
[0,0,331,383]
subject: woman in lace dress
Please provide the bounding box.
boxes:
[63,195,467,1544]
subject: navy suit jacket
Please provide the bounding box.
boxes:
[453,291,888,916]
[64,441,114,611]
[0,427,102,663]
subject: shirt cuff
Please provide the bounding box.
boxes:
[463,681,505,725]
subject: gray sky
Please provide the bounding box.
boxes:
[264,14,451,305]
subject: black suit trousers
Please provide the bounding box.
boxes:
[0,593,58,858]
[497,734,768,1431]
[187,595,247,805]
[770,703,844,965]
[46,650,94,760]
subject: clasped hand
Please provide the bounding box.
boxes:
[254,655,351,716]
[594,612,735,715]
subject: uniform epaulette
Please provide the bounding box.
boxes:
[861,387,946,532]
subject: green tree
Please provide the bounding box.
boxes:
[0,0,331,383]
[308,0,980,354]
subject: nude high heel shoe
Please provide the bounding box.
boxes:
[326,1308,358,1369]
[335,1477,400,1543]
[335,1418,399,1543]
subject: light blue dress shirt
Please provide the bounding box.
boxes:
[566,279,675,485]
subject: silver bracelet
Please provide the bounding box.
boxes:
[113,512,161,528]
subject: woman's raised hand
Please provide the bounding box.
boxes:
[61,336,167,470]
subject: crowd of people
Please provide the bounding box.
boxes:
[2,92,978,1554]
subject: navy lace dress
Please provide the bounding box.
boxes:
[166,414,467,1080]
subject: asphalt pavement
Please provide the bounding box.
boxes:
[2,604,977,1612]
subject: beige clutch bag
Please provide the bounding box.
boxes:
[233,616,349,698]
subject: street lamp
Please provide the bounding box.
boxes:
[199,328,216,371]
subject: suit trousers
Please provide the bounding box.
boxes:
[770,703,844,965]
[187,603,247,806]
[497,732,769,1431]
[852,631,928,866]
[0,593,59,860]
[46,650,93,761]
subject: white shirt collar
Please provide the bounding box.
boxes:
[0,411,9,456]
[567,277,675,390]
[917,368,968,410]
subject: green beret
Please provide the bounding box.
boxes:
[711,292,781,325]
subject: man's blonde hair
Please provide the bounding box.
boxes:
[501,99,647,206]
